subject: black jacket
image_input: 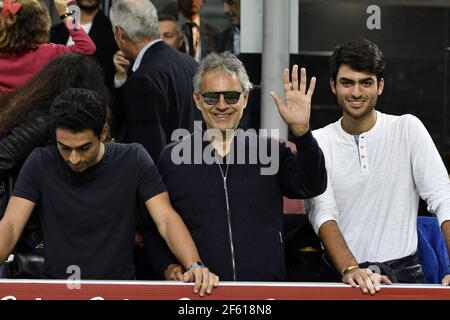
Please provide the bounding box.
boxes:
[215,27,235,54]
[50,10,118,91]
[0,110,50,180]
[0,110,50,216]
[146,129,327,281]
[117,41,200,162]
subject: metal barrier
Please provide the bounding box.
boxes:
[0,280,449,300]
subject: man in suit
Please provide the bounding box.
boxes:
[110,0,199,162]
[215,0,240,55]
[158,14,184,51]
[177,0,218,62]
[50,0,118,91]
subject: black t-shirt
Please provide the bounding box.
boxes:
[13,143,166,279]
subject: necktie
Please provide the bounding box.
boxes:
[183,22,199,58]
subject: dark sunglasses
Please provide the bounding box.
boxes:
[200,91,242,105]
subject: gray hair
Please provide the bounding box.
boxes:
[110,0,160,43]
[193,51,253,92]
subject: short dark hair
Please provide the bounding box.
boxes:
[158,14,178,23]
[50,88,107,138]
[329,38,385,82]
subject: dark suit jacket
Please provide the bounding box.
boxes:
[181,20,218,59]
[200,22,219,57]
[50,10,118,91]
[117,41,199,162]
[215,26,235,54]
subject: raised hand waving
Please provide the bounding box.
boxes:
[270,65,316,137]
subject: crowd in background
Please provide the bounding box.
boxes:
[1,0,450,295]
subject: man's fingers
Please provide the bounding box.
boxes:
[206,273,217,295]
[199,268,210,297]
[355,275,369,294]
[197,269,219,296]
[291,65,299,91]
[214,274,219,288]
[113,51,129,64]
[307,76,317,97]
[114,56,130,66]
[345,268,387,295]
[347,277,358,288]
[165,264,185,281]
[174,269,184,281]
[363,273,376,295]
[192,269,202,295]
[442,275,450,286]
[181,268,220,296]
[116,57,129,64]
[115,50,125,58]
[372,273,382,292]
[299,67,307,94]
[380,275,392,285]
[283,68,291,92]
[182,271,190,282]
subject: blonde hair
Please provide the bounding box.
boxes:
[0,0,50,55]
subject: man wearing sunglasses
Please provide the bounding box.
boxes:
[143,51,327,281]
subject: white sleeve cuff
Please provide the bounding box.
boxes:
[436,201,450,228]
[306,211,337,235]
[114,75,127,88]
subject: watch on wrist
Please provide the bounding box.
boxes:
[185,261,205,271]
[60,11,74,20]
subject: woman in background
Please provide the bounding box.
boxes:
[0,0,96,92]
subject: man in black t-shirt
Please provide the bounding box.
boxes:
[0,88,218,296]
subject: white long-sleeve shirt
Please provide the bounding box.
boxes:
[305,111,450,263]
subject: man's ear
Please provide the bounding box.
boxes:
[377,78,384,95]
[114,26,127,44]
[330,78,337,95]
[100,123,110,142]
[242,91,250,110]
[193,92,202,111]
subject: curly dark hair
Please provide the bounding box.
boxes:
[50,88,107,138]
[329,38,385,82]
[0,0,50,55]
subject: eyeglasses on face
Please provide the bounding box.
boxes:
[200,91,242,105]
